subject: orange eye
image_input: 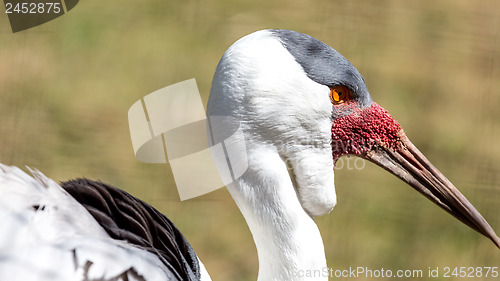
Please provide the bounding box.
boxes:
[329,86,350,104]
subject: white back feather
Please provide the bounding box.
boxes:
[0,164,176,281]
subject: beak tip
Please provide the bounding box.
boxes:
[493,236,500,250]
[365,134,500,251]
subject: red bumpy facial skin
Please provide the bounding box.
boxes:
[331,102,403,162]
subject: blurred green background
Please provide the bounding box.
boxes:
[1,0,499,280]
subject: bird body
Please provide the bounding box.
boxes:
[0,165,209,281]
[1,29,498,281]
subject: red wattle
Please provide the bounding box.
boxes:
[331,102,402,161]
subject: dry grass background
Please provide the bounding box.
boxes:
[1,0,499,280]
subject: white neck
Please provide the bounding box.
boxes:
[206,29,338,281]
[226,143,327,281]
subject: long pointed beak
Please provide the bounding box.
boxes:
[363,131,500,248]
[332,102,500,248]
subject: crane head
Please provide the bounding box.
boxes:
[208,29,500,249]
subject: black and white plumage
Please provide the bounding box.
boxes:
[61,179,201,280]
[0,165,209,281]
[1,29,498,281]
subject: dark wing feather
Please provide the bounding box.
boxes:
[61,178,201,281]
